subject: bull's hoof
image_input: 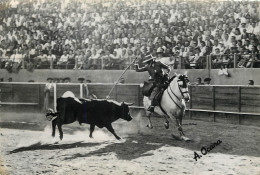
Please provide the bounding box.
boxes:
[164,122,169,129]
[146,124,153,129]
[52,133,55,137]
[89,136,94,139]
[116,136,121,140]
[59,135,63,140]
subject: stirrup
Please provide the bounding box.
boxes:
[147,106,155,112]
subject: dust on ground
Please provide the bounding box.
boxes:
[0,115,259,175]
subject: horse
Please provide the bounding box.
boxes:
[143,73,191,141]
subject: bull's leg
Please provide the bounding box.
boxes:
[105,124,121,140]
[146,111,153,129]
[52,118,57,137]
[57,122,63,140]
[89,124,95,138]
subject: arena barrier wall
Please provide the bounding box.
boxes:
[0,83,259,126]
[1,68,260,85]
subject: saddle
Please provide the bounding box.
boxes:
[153,89,164,106]
[142,80,155,97]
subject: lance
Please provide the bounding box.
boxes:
[106,57,138,99]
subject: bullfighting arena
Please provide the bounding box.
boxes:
[0,114,259,175]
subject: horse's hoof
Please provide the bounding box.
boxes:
[180,136,191,142]
[146,124,153,129]
[164,122,169,129]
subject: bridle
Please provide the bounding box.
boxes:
[166,75,189,109]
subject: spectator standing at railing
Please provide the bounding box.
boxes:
[193,77,204,85]
[67,49,75,69]
[57,50,69,69]
[211,48,223,68]
[189,47,202,69]
[238,49,251,68]
[204,77,211,85]
[36,50,48,69]
[108,50,120,69]
[47,50,56,69]
[74,50,84,70]
[88,49,101,69]
[6,48,23,73]
[0,50,7,69]
[248,80,254,86]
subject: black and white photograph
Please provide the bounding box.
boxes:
[0,0,260,174]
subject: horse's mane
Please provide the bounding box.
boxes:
[169,76,176,83]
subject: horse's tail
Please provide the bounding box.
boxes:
[45,108,59,121]
[143,96,151,109]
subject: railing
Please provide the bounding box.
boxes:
[0,83,259,117]
[0,56,135,71]
[1,53,259,71]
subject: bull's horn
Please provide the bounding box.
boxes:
[123,102,134,106]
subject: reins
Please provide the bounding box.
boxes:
[165,76,188,110]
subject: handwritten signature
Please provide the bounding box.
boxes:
[193,140,222,161]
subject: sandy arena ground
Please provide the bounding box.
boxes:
[0,114,259,175]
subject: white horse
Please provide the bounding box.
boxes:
[143,73,191,141]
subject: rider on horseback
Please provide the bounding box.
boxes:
[135,53,170,112]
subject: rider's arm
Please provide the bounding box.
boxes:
[134,63,148,72]
[160,62,170,73]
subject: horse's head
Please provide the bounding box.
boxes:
[175,72,190,102]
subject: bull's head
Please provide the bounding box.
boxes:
[121,102,133,121]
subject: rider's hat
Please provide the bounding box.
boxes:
[156,47,164,55]
[143,54,155,63]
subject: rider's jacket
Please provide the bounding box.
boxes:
[135,60,170,87]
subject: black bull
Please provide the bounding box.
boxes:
[46,97,133,140]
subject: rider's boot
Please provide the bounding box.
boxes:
[147,105,155,112]
[147,97,157,112]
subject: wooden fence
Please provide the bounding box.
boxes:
[0,83,259,116]
[189,85,260,115]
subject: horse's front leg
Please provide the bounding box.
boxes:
[162,115,169,129]
[174,117,190,142]
[146,111,153,129]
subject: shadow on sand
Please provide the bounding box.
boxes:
[9,141,101,154]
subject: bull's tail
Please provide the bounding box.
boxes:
[45,108,59,121]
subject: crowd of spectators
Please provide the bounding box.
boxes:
[0,0,260,73]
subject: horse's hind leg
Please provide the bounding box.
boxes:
[146,111,153,129]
